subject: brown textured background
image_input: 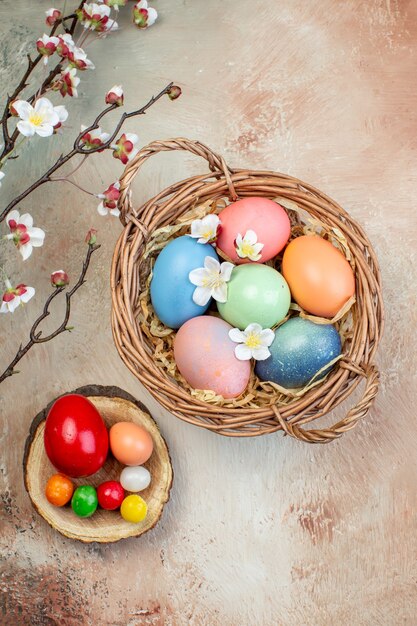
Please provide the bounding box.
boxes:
[1,1,417,624]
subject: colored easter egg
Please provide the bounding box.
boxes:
[44,395,108,478]
[217,264,291,330]
[216,197,291,264]
[150,235,219,328]
[282,235,355,318]
[174,316,251,398]
[109,422,153,466]
[97,481,125,510]
[255,317,342,388]
[120,466,151,492]
[120,494,148,523]
[45,474,74,507]
[71,485,98,518]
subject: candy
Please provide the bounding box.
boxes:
[120,466,151,492]
[120,494,148,523]
[97,480,125,510]
[45,474,74,507]
[71,485,98,518]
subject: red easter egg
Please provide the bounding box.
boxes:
[44,394,109,478]
[216,197,291,264]
[97,481,125,510]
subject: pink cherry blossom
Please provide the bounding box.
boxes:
[105,85,124,106]
[53,68,80,98]
[56,33,75,58]
[80,125,110,150]
[111,133,139,165]
[77,3,118,33]
[0,280,35,314]
[67,46,95,71]
[133,0,158,29]
[36,34,59,63]
[98,0,127,11]
[53,105,69,132]
[97,181,120,216]
[45,8,62,27]
[5,210,45,261]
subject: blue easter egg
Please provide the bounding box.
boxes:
[255,317,341,388]
[150,236,219,329]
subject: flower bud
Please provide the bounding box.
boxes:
[9,99,19,116]
[85,228,98,246]
[167,85,182,101]
[51,270,69,287]
[105,85,124,106]
[45,8,62,27]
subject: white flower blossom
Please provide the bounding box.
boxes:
[229,323,274,361]
[133,0,158,28]
[235,229,264,261]
[189,256,234,306]
[5,210,45,260]
[190,214,221,244]
[0,279,35,313]
[13,98,60,138]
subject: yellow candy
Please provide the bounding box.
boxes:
[120,494,147,523]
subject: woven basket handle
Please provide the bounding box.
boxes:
[272,362,380,443]
[117,137,237,225]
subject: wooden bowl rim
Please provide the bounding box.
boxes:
[23,384,173,543]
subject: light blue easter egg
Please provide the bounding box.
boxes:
[255,317,341,388]
[150,236,219,329]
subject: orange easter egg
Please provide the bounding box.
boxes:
[109,422,153,466]
[216,197,290,264]
[282,235,355,318]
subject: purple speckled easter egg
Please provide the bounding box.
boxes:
[174,316,251,399]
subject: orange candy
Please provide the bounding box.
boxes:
[45,474,74,506]
[282,235,355,318]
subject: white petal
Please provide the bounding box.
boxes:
[204,255,220,272]
[190,219,203,238]
[124,132,138,144]
[212,282,227,303]
[220,261,234,282]
[253,242,264,253]
[235,344,252,361]
[6,209,20,226]
[0,301,9,313]
[54,105,69,122]
[192,286,211,306]
[235,233,243,246]
[34,97,54,113]
[260,328,275,346]
[109,208,120,217]
[136,0,149,8]
[28,227,45,246]
[20,243,33,260]
[97,202,108,216]
[20,286,35,303]
[19,213,33,228]
[7,297,21,312]
[245,322,263,335]
[252,346,271,361]
[146,7,158,26]
[229,328,246,343]
[35,124,54,137]
[244,229,258,244]
[189,267,208,287]
[17,120,35,137]
[13,100,33,119]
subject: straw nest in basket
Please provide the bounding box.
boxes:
[111,138,383,443]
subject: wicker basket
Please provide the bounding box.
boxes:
[111,138,383,442]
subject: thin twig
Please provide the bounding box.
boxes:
[0,82,174,223]
[0,242,100,384]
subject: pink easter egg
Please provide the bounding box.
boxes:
[174,316,251,399]
[216,197,291,264]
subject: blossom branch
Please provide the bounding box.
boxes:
[0,81,174,224]
[0,240,100,384]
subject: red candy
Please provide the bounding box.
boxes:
[44,394,109,478]
[97,480,125,510]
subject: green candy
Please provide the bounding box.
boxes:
[71,485,98,518]
[218,264,290,330]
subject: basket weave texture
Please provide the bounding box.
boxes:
[111,138,383,442]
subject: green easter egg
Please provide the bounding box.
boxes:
[217,264,291,330]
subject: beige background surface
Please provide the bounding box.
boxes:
[1,1,417,624]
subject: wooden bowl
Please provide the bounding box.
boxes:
[24,385,173,543]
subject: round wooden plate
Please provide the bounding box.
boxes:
[23,385,173,543]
